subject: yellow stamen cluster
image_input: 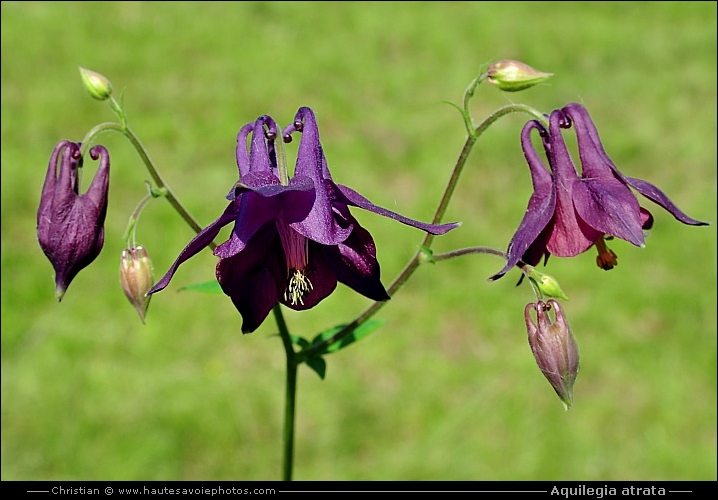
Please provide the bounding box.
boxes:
[285,268,313,306]
[276,219,313,306]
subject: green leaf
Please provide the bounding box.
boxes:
[289,335,310,349]
[177,280,223,294]
[305,356,326,379]
[308,319,386,356]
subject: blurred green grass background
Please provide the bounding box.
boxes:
[2,1,716,481]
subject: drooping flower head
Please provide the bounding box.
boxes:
[148,107,459,333]
[491,103,708,281]
[37,140,110,300]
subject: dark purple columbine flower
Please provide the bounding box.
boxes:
[148,107,459,333]
[37,140,110,300]
[491,103,708,281]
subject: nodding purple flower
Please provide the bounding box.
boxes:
[491,103,708,281]
[37,141,110,300]
[148,107,459,333]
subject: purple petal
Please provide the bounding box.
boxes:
[147,199,240,295]
[331,182,460,235]
[216,223,286,333]
[491,121,556,280]
[324,209,390,301]
[570,179,645,247]
[237,170,281,189]
[85,145,110,209]
[248,115,278,175]
[640,207,654,230]
[55,142,82,201]
[563,103,622,183]
[625,176,709,226]
[560,105,646,247]
[235,123,253,179]
[543,109,605,255]
[521,226,553,269]
[287,107,353,245]
[38,141,69,227]
[38,142,71,244]
[218,176,316,258]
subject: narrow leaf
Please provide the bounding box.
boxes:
[289,335,310,349]
[309,319,386,355]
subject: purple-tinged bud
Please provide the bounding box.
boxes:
[524,299,580,409]
[79,66,113,101]
[120,246,153,324]
[37,141,110,300]
[486,60,553,92]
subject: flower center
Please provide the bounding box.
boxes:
[595,236,618,270]
[286,268,313,306]
[276,220,313,305]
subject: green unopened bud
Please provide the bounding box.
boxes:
[417,245,435,264]
[120,246,153,324]
[79,66,113,101]
[486,60,553,92]
[523,265,569,301]
[525,300,580,410]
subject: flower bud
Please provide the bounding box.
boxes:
[417,245,435,264]
[486,60,553,92]
[120,246,153,323]
[524,300,580,409]
[79,66,113,101]
[523,265,569,301]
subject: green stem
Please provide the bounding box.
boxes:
[433,247,542,299]
[461,72,486,133]
[427,103,546,242]
[271,132,297,481]
[298,104,545,361]
[432,246,507,262]
[273,304,297,481]
[80,121,210,246]
[122,191,153,247]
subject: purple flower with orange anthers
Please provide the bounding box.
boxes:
[491,103,708,281]
[148,107,459,333]
[37,140,110,300]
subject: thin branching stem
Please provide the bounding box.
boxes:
[298,103,544,361]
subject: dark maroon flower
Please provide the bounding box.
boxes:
[37,141,110,300]
[148,107,459,333]
[491,103,708,281]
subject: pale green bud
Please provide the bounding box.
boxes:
[79,66,113,101]
[120,246,153,324]
[486,60,553,92]
[524,265,569,301]
[417,245,435,264]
